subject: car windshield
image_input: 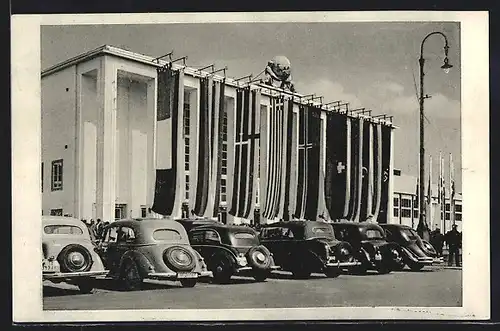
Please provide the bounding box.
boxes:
[401,228,418,241]
[153,229,183,241]
[364,229,385,240]
[230,232,259,247]
[44,225,84,235]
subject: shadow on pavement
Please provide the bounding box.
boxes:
[268,272,325,280]
[43,285,81,297]
[198,276,261,285]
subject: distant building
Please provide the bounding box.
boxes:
[392,169,462,232]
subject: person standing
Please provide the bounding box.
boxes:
[444,224,461,266]
[430,227,444,257]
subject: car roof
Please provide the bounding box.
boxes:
[261,220,330,228]
[331,221,384,230]
[42,216,85,227]
[107,218,187,232]
[191,223,257,233]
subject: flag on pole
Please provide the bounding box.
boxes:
[262,96,286,220]
[229,87,260,219]
[152,67,185,217]
[377,124,392,224]
[192,76,214,216]
[324,111,349,220]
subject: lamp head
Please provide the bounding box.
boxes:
[441,57,453,74]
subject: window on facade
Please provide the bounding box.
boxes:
[51,159,63,191]
[413,197,419,208]
[455,213,462,221]
[393,208,399,217]
[401,209,412,218]
[50,208,63,216]
[393,169,401,176]
[393,197,399,206]
[115,204,127,220]
[401,198,411,208]
[445,212,450,221]
[41,162,44,192]
[445,203,450,211]
[413,210,419,219]
[455,204,462,212]
[141,206,147,218]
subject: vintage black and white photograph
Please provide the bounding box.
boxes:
[11,12,489,322]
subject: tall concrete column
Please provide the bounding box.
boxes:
[96,56,117,222]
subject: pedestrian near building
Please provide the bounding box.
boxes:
[430,226,444,257]
[444,224,461,267]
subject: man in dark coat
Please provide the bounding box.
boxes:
[444,224,461,266]
[430,226,444,257]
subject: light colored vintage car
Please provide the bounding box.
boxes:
[42,216,108,293]
[96,218,213,290]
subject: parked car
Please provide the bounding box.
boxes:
[42,216,108,293]
[259,220,360,279]
[187,224,280,283]
[330,221,405,274]
[380,224,441,271]
[176,217,222,232]
[95,218,212,290]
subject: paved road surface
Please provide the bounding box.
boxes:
[43,266,461,310]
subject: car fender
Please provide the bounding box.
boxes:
[400,246,419,263]
[119,250,155,278]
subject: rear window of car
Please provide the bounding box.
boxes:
[153,229,182,241]
[231,232,259,246]
[44,225,84,235]
[365,229,384,239]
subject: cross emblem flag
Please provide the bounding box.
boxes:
[337,161,346,174]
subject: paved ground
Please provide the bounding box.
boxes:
[43,265,461,310]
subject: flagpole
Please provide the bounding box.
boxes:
[438,151,443,232]
[428,155,433,229]
[450,153,454,226]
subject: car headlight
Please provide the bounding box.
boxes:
[237,253,248,266]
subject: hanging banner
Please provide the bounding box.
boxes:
[152,67,185,217]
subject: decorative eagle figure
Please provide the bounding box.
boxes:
[263,56,296,93]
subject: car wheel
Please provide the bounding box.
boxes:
[253,270,270,282]
[324,267,341,278]
[58,244,93,273]
[409,262,424,271]
[180,279,197,288]
[376,265,392,274]
[77,281,94,294]
[212,256,233,284]
[121,260,143,291]
[351,265,368,275]
[291,265,311,279]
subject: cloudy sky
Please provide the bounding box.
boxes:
[41,22,461,191]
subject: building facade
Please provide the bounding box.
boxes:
[392,169,463,232]
[41,45,396,225]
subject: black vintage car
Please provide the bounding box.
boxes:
[330,222,405,274]
[259,221,360,279]
[187,224,280,283]
[380,224,441,271]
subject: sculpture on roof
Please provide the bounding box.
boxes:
[263,55,296,93]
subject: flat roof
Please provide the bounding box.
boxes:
[41,44,396,128]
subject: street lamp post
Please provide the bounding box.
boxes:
[417,32,453,242]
